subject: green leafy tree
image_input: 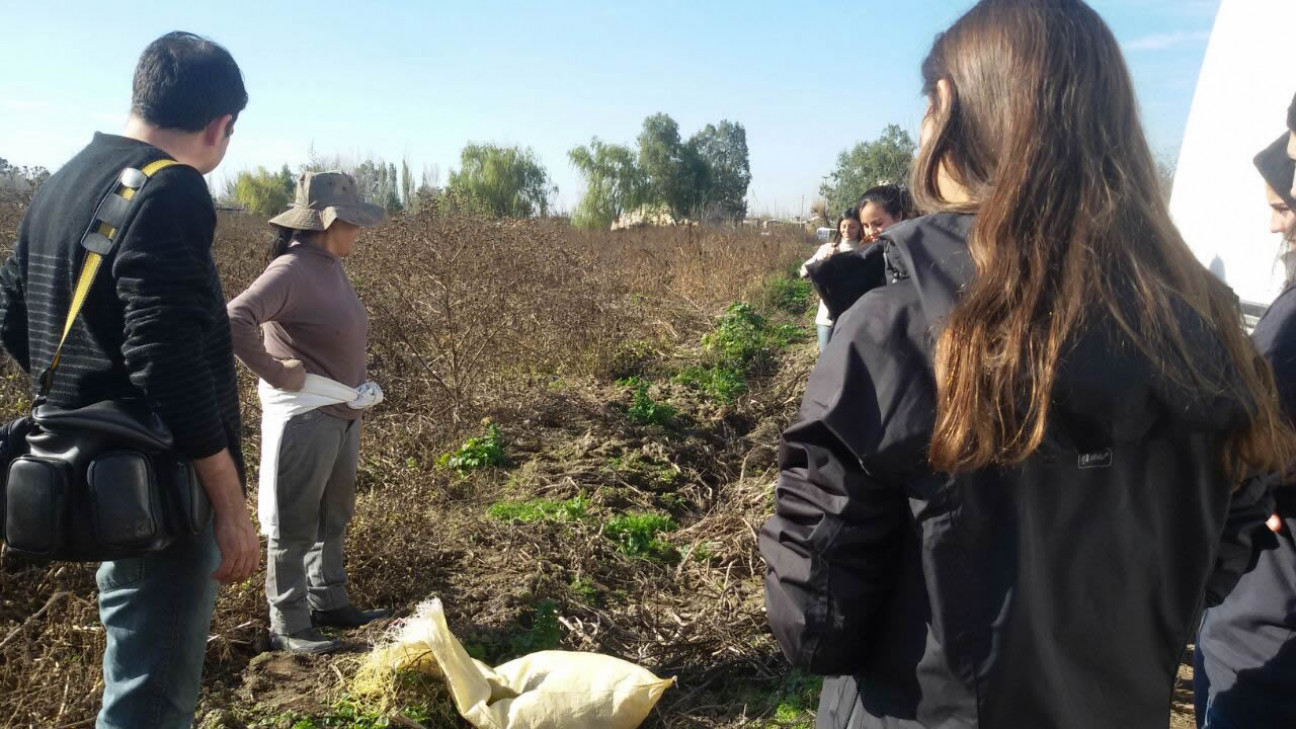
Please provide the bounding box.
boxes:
[447,144,554,218]
[401,160,415,210]
[638,113,709,222]
[820,124,917,216]
[232,166,293,216]
[689,120,752,221]
[568,138,646,229]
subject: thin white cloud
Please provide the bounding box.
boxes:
[1123,30,1212,52]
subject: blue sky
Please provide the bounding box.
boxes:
[0,0,1220,216]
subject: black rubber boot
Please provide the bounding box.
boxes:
[311,605,391,629]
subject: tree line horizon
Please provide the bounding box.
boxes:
[3,121,923,229]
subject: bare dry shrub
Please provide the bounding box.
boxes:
[0,198,813,728]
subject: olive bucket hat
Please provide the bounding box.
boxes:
[268,171,386,231]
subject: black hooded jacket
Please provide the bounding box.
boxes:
[1195,281,1296,725]
[760,213,1273,729]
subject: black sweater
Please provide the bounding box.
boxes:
[760,213,1273,729]
[0,133,242,470]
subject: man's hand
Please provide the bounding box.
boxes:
[193,449,260,584]
[280,359,307,392]
[211,508,258,584]
[1268,513,1283,533]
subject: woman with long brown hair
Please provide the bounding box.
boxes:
[759,1,1294,727]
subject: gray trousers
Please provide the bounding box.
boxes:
[265,409,361,635]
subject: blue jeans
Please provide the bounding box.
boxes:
[96,526,220,729]
[817,324,834,354]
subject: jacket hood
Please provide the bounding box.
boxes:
[880,213,1252,445]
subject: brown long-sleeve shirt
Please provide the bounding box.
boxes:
[227,241,368,421]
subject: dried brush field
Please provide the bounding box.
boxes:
[0,198,839,729]
[0,199,1203,729]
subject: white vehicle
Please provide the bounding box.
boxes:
[1170,0,1296,327]
[815,227,833,242]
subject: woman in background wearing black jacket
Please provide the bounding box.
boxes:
[759,2,1294,728]
[1193,129,1296,729]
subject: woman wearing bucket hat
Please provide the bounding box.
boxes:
[227,171,389,654]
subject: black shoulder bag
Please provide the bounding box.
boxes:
[1,159,212,561]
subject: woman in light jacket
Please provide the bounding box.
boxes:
[228,171,388,655]
[759,2,1294,727]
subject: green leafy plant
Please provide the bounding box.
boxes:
[603,513,678,561]
[674,364,748,404]
[619,377,677,427]
[568,576,600,604]
[439,422,506,473]
[488,497,588,524]
[508,599,562,656]
[762,274,815,316]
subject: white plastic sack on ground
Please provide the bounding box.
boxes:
[356,597,674,729]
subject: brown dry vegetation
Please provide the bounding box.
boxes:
[0,199,1202,729]
[0,199,830,728]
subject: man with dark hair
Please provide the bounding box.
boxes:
[0,32,257,728]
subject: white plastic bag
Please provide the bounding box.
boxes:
[357,598,674,729]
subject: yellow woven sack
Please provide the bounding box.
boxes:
[357,598,674,729]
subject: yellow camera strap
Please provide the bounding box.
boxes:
[40,158,183,396]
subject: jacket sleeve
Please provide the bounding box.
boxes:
[1204,473,1276,607]
[0,250,29,373]
[759,292,920,675]
[806,244,888,322]
[800,243,833,278]
[113,175,228,460]
[226,261,300,388]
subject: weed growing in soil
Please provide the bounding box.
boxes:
[676,300,806,405]
[607,453,681,489]
[604,513,678,561]
[761,272,815,316]
[674,364,747,404]
[249,697,432,729]
[568,576,600,604]
[748,670,822,728]
[508,599,563,656]
[620,377,678,427]
[487,496,589,524]
[440,422,506,472]
[705,302,804,371]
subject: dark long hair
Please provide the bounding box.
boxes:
[269,225,319,261]
[914,0,1294,480]
[857,185,916,222]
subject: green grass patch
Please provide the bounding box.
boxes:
[250,697,435,729]
[674,364,747,404]
[749,670,822,728]
[604,513,678,561]
[487,496,589,524]
[761,274,815,316]
[439,422,506,473]
[618,376,678,427]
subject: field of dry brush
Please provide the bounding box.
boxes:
[0,199,838,728]
[0,200,1201,729]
